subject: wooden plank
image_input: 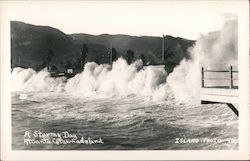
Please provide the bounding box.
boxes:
[204,70,229,72]
[200,94,238,104]
[201,88,238,96]
[200,88,238,104]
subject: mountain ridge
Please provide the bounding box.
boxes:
[11,21,195,72]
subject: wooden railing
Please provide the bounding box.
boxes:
[201,66,238,89]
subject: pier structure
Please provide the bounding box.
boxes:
[200,66,239,116]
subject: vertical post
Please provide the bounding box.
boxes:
[201,67,204,88]
[162,34,165,63]
[229,65,233,88]
[110,43,112,64]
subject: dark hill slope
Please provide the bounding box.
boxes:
[70,33,194,64]
[11,21,195,71]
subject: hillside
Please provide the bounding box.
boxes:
[11,21,195,71]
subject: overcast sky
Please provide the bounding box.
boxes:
[1,1,242,40]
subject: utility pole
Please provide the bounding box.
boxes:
[18,56,21,66]
[162,34,165,63]
[110,43,113,64]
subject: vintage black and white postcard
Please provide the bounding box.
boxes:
[0,0,249,160]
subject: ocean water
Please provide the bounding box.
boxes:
[11,18,238,150]
[12,90,238,150]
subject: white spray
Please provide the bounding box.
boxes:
[11,19,238,103]
[11,67,66,92]
[12,59,169,100]
[65,58,168,99]
[167,18,238,102]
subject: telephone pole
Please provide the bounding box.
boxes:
[162,34,165,63]
[110,43,113,64]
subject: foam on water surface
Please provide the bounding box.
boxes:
[11,19,238,150]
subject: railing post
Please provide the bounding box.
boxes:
[201,67,204,88]
[229,66,233,88]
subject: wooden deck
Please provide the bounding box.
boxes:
[200,66,239,116]
[200,88,238,104]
